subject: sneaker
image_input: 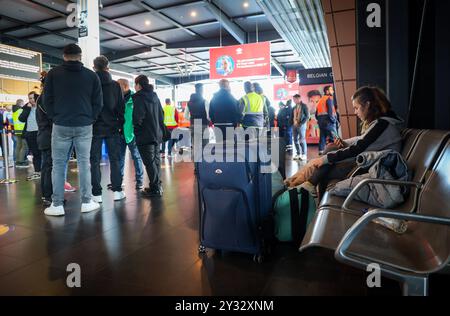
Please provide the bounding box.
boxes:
[141,188,163,198]
[300,154,307,161]
[107,183,112,190]
[81,201,101,213]
[293,155,301,161]
[27,172,40,181]
[92,195,103,203]
[300,181,318,198]
[44,204,65,216]
[136,183,144,190]
[318,151,324,156]
[64,182,77,192]
[113,191,126,201]
[42,198,52,207]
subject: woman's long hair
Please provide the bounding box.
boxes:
[352,86,391,131]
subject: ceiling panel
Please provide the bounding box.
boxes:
[236,17,274,32]
[131,36,162,47]
[218,0,263,17]
[191,51,210,60]
[271,41,295,53]
[149,56,184,65]
[143,0,197,10]
[115,12,174,33]
[121,60,152,68]
[160,3,216,24]
[152,69,179,75]
[39,18,70,31]
[99,29,117,41]
[29,34,73,48]
[100,23,136,37]
[101,39,142,50]
[101,3,143,19]
[190,23,221,37]
[5,28,44,38]
[150,29,198,44]
[0,0,56,22]
[0,19,18,30]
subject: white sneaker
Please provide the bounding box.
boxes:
[113,191,126,201]
[81,201,101,213]
[44,204,65,217]
[293,155,301,160]
[300,155,307,161]
[92,195,103,203]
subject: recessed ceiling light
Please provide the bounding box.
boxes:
[145,20,151,26]
[190,11,197,17]
[243,2,249,8]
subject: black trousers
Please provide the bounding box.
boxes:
[138,143,161,191]
[90,134,122,195]
[309,159,357,200]
[40,149,53,199]
[25,131,41,172]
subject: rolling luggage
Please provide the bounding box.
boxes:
[196,141,273,262]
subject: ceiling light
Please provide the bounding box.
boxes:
[145,20,151,26]
[190,11,197,17]
[243,2,249,8]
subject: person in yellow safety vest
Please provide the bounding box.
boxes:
[161,98,179,157]
[239,81,265,129]
[315,85,337,155]
[11,99,29,167]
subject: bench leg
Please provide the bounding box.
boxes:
[402,276,429,296]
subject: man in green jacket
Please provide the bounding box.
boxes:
[117,79,144,190]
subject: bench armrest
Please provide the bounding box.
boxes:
[335,209,450,276]
[342,179,422,213]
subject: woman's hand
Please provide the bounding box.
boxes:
[309,157,323,168]
[334,137,346,149]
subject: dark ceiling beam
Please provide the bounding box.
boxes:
[166,30,281,49]
[202,0,247,44]
[22,27,75,40]
[103,47,152,61]
[166,36,239,49]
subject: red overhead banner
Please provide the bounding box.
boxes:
[273,82,299,101]
[209,42,271,80]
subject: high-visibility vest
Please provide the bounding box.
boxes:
[241,92,264,128]
[163,104,177,127]
[316,95,336,117]
[242,92,264,115]
[12,109,25,134]
[178,111,190,128]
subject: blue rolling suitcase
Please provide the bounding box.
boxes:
[196,142,273,262]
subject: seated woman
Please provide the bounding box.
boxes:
[300,86,404,199]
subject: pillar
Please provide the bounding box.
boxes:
[77,0,100,69]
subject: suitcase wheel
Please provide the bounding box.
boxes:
[179,148,184,155]
[198,245,207,254]
[253,254,264,264]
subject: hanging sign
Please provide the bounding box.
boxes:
[298,67,334,85]
[0,44,42,81]
[78,10,88,38]
[209,42,271,80]
[273,82,299,101]
[286,69,298,83]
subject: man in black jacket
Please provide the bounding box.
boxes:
[132,75,165,197]
[209,79,240,143]
[186,83,209,154]
[43,44,103,216]
[90,55,125,203]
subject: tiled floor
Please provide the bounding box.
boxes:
[0,149,447,296]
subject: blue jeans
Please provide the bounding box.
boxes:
[52,125,93,207]
[119,136,144,186]
[293,124,307,156]
[318,125,337,152]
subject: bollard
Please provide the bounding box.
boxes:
[0,130,17,184]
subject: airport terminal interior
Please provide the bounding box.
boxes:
[0,0,450,297]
